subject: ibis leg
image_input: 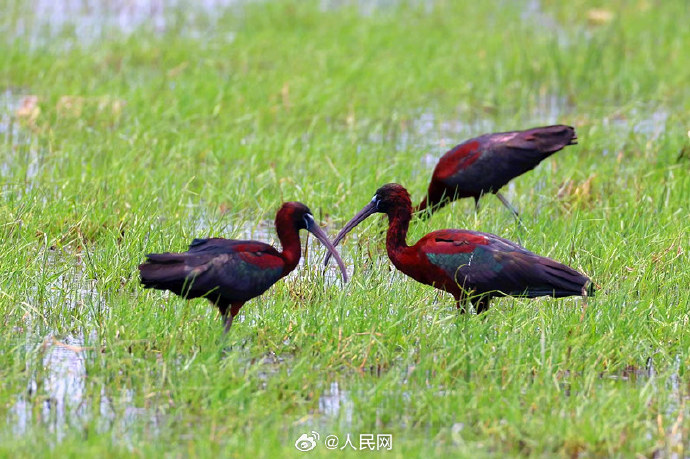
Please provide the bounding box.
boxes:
[223,303,244,334]
[218,302,244,334]
[495,192,521,221]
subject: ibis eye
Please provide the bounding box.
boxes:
[303,213,314,228]
[371,195,381,210]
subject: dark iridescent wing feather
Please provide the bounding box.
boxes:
[188,238,272,254]
[140,238,285,302]
[421,229,589,298]
[437,126,576,194]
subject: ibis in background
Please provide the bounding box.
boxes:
[140,202,348,333]
[327,184,593,313]
[415,125,578,220]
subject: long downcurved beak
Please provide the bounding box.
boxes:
[307,223,348,283]
[324,200,378,266]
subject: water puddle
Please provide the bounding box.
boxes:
[320,0,435,16]
[291,380,355,432]
[0,89,43,196]
[9,331,164,443]
[318,381,354,424]
[603,108,669,141]
[7,253,128,441]
[0,89,38,145]
[0,90,23,138]
[395,110,496,159]
[8,0,244,49]
[10,334,87,440]
[19,250,105,330]
[248,350,295,383]
[558,356,689,420]
[520,0,582,47]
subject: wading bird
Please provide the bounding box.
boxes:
[139,202,348,333]
[327,184,593,313]
[415,125,577,219]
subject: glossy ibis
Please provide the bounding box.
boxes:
[415,125,577,219]
[139,202,348,333]
[327,184,593,313]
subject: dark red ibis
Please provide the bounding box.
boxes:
[327,184,593,313]
[415,125,577,219]
[139,202,348,333]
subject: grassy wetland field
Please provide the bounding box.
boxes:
[1,0,690,456]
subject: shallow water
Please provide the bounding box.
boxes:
[320,0,435,16]
[8,0,243,49]
[603,107,669,140]
[318,381,353,424]
[0,89,44,195]
[520,0,585,47]
[10,333,86,439]
[8,328,166,443]
[0,89,36,146]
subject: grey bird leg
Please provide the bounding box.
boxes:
[496,192,528,240]
[495,192,521,221]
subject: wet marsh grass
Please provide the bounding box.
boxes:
[1,0,690,456]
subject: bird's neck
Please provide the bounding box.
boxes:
[276,225,301,275]
[386,208,411,261]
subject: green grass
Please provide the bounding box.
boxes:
[1,0,689,456]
